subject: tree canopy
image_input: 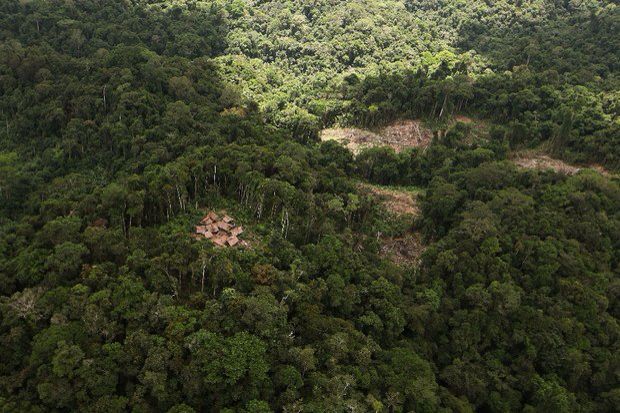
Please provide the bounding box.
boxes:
[0,1,618,412]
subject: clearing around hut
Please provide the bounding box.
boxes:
[194,211,248,247]
[320,119,433,154]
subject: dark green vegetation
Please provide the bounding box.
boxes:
[1,1,619,412]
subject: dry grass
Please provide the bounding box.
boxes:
[380,232,425,267]
[359,183,426,266]
[512,153,582,175]
[320,119,433,154]
[510,150,615,177]
[359,183,421,216]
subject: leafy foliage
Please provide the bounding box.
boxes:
[0,1,618,412]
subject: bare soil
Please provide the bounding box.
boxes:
[380,232,425,267]
[510,149,616,177]
[359,183,421,216]
[512,153,582,175]
[359,183,426,266]
[320,119,433,154]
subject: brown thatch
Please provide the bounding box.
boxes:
[92,218,109,228]
[218,221,232,231]
[195,211,246,248]
[212,236,227,247]
[227,236,239,246]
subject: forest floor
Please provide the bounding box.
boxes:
[359,183,426,266]
[320,119,433,154]
[510,150,614,177]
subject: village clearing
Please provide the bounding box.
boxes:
[194,211,248,248]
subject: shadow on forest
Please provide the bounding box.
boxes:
[0,0,245,168]
[0,0,277,218]
[455,2,619,76]
[334,3,619,165]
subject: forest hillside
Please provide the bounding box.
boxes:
[1,1,619,412]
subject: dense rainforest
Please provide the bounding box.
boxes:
[0,1,619,412]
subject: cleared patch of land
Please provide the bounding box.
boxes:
[358,183,421,216]
[321,116,492,154]
[359,183,426,266]
[512,153,581,175]
[193,211,249,248]
[450,115,490,143]
[320,127,383,154]
[380,120,434,150]
[511,150,612,176]
[380,232,425,267]
[321,119,433,154]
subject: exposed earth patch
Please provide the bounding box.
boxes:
[511,151,612,176]
[358,183,421,216]
[321,119,433,154]
[359,183,426,266]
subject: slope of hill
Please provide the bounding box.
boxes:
[0,1,619,412]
